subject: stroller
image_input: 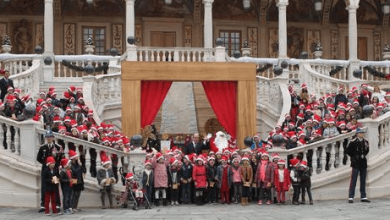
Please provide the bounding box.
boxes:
[116,168,152,210]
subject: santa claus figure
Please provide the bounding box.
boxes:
[209,131,229,153]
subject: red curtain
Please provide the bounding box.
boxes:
[202,81,237,138]
[141,81,172,128]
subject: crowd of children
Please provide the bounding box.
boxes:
[26,79,388,213]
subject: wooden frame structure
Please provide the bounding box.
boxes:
[121,62,257,149]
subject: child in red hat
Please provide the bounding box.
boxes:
[43,156,60,215]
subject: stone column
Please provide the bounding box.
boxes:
[277,0,289,59]
[346,1,360,80]
[126,0,136,48]
[44,0,54,55]
[347,3,359,61]
[203,0,214,48]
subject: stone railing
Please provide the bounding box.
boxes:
[0,54,38,75]
[308,59,350,80]
[53,55,120,80]
[83,72,122,125]
[300,60,366,97]
[256,76,291,137]
[269,129,359,179]
[10,58,42,96]
[136,47,216,62]
[360,61,390,87]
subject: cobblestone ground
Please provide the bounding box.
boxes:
[1,198,389,220]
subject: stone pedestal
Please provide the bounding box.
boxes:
[314,50,323,59]
[383,51,390,60]
[85,45,95,54]
[129,148,146,184]
[2,45,12,53]
[214,46,226,62]
[126,44,137,61]
[241,47,251,57]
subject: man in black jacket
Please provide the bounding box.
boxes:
[36,130,64,213]
[0,70,14,102]
[346,128,370,203]
[184,133,201,155]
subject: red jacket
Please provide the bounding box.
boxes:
[274,168,291,191]
[192,164,207,188]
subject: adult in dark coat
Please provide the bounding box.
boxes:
[0,70,14,102]
[36,130,64,213]
[345,128,370,203]
[183,133,207,155]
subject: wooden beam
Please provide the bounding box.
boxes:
[122,80,141,138]
[237,81,257,149]
[122,62,256,82]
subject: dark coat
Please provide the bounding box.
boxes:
[346,137,369,170]
[36,143,63,168]
[206,164,218,182]
[71,161,84,191]
[216,165,232,188]
[59,168,73,191]
[180,162,193,180]
[0,78,14,101]
[142,170,154,188]
[168,167,181,185]
[43,167,59,192]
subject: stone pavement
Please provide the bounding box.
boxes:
[1,198,390,220]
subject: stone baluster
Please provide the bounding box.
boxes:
[64,141,69,155]
[181,51,185,61]
[312,148,318,176]
[145,51,149,61]
[6,125,12,153]
[85,147,91,177]
[320,146,326,173]
[192,51,196,62]
[96,149,101,167]
[168,51,172,62]
[328,143,336,171]
[173,50,179,61]
[14,128,20,155]
[197,52,202,62]
[151,50,155,61]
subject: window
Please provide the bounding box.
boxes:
[219,31,241,56]
[83,27,106,55]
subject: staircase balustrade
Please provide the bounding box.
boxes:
[136,47,215,62]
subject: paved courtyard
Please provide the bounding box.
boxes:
[1,197,390,220]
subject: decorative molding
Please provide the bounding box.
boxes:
[184,25,192,47]
[35,23,44,47]
[112,24,123,54]
[248,27,258,57]
[307,30,321,59]
[63,23,76,55]
[135,24,142,46]
[330,30,339,59]
[0,23,7,45]
[260,0,269,25]
[54,0,61,16]
[269,29,278,58]
[322,0,333,25]
[194,0,202,20]
[374,31,381,61]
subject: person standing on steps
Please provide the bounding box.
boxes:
[346,128,370,203]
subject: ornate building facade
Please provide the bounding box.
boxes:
[0,0,389,61]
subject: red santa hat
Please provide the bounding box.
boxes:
[58,126,66,132]
[289,158,300,167]
[338,85,344,91]
[7,86,13,91]
[125,173,134,180]
[60,158,70,168]
[241,156,249,162]
[169,157,178,166]
[301,83,307,89]
[46,156,55,166]
[53,116,62,123]
[361,83,368,88]
[297,138,306,146]
[327,104,335,110]
[301,160,308,167]
[313,114,321,123]
[271,153,280,160]
[351,86,358,92]
[287,131,296,139]
[261,152,269,158]
[6,95,16,102]
[297,112,305,120]
[68,85,76,93]
[156,152,164,161]
[68,150,78,160]
[14,88,21,95]
[277,159,286,165]
[220,155,228,162]
[385,92,390,97]
[144,160,152,167]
